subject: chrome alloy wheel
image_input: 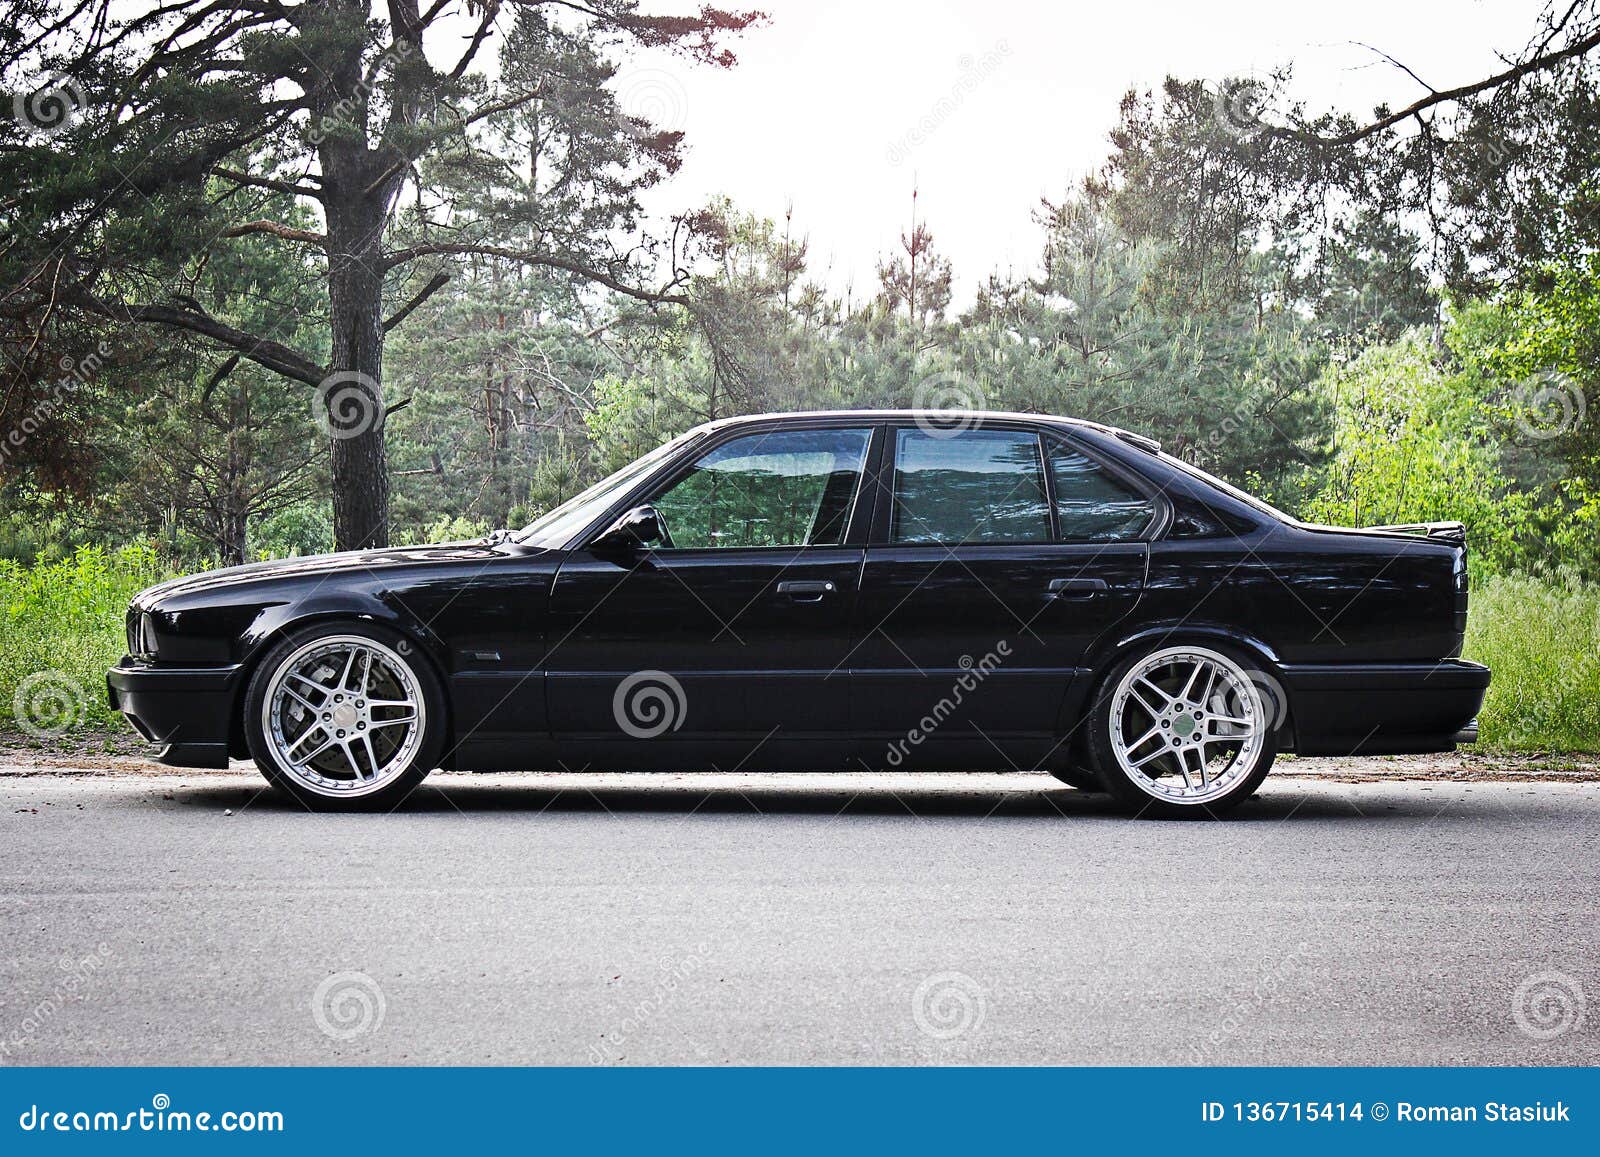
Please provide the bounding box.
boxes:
[260,635,425,798]
[1107,645,1266,805]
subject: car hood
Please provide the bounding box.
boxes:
[133,542,526,608]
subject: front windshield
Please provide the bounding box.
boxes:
[515,430,706,548]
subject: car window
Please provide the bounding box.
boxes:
[649,427,873,549]
[516,428,705,547]
[891,428,1051,545]
[1048,441,1156,541]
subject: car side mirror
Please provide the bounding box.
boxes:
[593,505,667,552]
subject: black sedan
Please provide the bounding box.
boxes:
[108,410,1490,816]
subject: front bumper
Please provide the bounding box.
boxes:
[1280,659,1492,756]
[106,657,243,768]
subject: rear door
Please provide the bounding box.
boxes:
[850,422,1155,763]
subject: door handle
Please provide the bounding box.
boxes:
[1048,577,1107,599]
[777,580,836,602]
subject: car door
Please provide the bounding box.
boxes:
[544,423,880,752]
[851,422,1156,765]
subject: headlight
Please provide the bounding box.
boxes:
[135,612,158,659]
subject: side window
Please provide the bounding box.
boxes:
[1047,441,1156,541]
[649,427,872,549]
[891,428,1051,545]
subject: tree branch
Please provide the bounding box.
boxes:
[383,242,688,304]
[220,219,327,245]
[214,166,322,200]
[383,271,450,331]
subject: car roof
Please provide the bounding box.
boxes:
[687,409,1161,450]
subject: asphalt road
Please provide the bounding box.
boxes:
[1,766,1596,1066]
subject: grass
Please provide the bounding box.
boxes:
[0,549,1594,754]
[1465,573,1600,752]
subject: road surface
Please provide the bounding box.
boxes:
[1,763,1595,1065]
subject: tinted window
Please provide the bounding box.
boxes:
[1048,441,1155,541]
[650,427,872,549]
[891,428,1051,545]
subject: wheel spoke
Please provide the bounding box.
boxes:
[366,711,417,730]
[1178,660,1206,703]
[288,671,332,696]
[1131,678,1170,714]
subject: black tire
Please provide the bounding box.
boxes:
[243,621,447,812]
[1086,642,1277,819]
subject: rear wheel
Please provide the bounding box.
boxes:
[1087,644,1275,818]
[244,623,445,812]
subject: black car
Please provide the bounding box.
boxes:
[108,410,1489,816]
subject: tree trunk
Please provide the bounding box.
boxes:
[323,190,391,551]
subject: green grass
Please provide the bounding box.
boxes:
[1464,573,1600,752]
[0,545,171,738]
[0,549,1594,753]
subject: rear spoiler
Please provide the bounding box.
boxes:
[1360,521,1466,546]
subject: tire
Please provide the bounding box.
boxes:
[243,622,446,812]
[1086,642,1277,818]
[1047,765,1105,792]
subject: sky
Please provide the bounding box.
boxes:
[617,0,1549,303]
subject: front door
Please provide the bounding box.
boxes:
[545,424,879,760]
[851,424,1154,767]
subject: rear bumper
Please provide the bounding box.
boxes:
[1280,659,1491,756]
[106,657,241,769]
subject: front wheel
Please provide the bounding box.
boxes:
[1086,644,1276,818]
[244,623,446,812]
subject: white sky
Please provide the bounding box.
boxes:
[620,0,1548,303]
